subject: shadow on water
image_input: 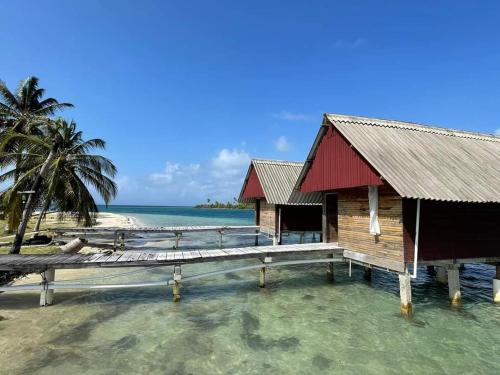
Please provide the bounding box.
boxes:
[239,310,301,352]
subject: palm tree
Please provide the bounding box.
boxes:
[0,76,73,133]
[0,76,73,232]
[1,119,117,253]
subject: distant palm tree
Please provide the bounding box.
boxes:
[0,76,73,232]
[1,119,117,253]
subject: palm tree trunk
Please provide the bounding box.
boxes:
[34,198,51,233]
[11,140,59,254]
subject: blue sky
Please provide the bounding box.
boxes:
[2,1,500,205]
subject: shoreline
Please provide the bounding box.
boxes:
[94,212,145,228]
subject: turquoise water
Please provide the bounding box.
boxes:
[0,206,499,374]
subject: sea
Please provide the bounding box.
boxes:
[0,205,499,374]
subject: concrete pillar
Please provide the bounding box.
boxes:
[172,265,182,302]
[494,265,500,304]
[40,268,55,306]
[363,267,372,281]
[259,267,266,288]
[436,266,447,284]
[399,274,412,316]
[326,254,334,282]
[447,265,461,305]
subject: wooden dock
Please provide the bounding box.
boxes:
[0,242,342,272]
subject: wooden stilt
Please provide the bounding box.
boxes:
[272,235,278,246]
[326,254,334,282]
[299,233,305,244]
[254,230,259,246]
[119,232,125,250]
[426,265,436,275]
[174,233,181,249]
[493,264,500,304]
[399,274,412,316]
[447,265,461,305]
[436,266,447,284]
[172,265,182,302]
[40,268,55,306]
[218,230,223,249]
[259,267,266,288]
[363,267,372,281]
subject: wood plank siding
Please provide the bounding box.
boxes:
[301,125,383,193]
[403,199,500,261]
[259,199,276,235]
[337,185,404,264]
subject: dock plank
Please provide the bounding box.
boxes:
[0,243,344,271]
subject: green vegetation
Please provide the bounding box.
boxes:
[195,197,253,209]
[0,76,117,254]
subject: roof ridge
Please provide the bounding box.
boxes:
[252,158,304,165]
[325,113,500,143]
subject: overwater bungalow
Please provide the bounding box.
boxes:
[295,113,500,313]
[238,159,322,244]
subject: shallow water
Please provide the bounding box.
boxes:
[0,206,499,374]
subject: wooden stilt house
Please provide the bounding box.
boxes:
[239,159,322,244]
[295,114,500,311]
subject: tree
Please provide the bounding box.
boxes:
[0,76,73,232]
[1,119,117,253]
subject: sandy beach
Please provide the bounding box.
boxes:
[93,212,137,228]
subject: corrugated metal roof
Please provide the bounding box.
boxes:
[298,113,500,203]
[239,159,322,205]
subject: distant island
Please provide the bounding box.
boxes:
[195,198,253,209]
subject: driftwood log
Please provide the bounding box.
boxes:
[60,238,88,253]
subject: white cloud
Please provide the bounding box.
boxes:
[273,111,313,121]
[494,128,500,136]
[211,148,250,179]
[150,162,200,185]
[134,148,251,205]
[275,136,292,152]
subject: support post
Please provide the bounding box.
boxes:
[40,268,55,306]
[272,235,278,246]
[218,230,223,249]
[326,254,334,282]
[447,265,461,305]
[174,233,181,249]
[259,267,266,288]
[363,267,372,281]
[436,266,447,284]
[119,232,125,250]
[399,274,412,316]
[172,265,182,302]
[493,264,500,304]
[299,232,305,244]
[113,231,118,251]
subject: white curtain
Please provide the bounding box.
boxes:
[368,186,381,235]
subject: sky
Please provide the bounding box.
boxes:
[2,1,500,205]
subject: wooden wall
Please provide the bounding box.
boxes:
[259,199,276,235]
[338,185,404,265]
[403,199,500,261]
